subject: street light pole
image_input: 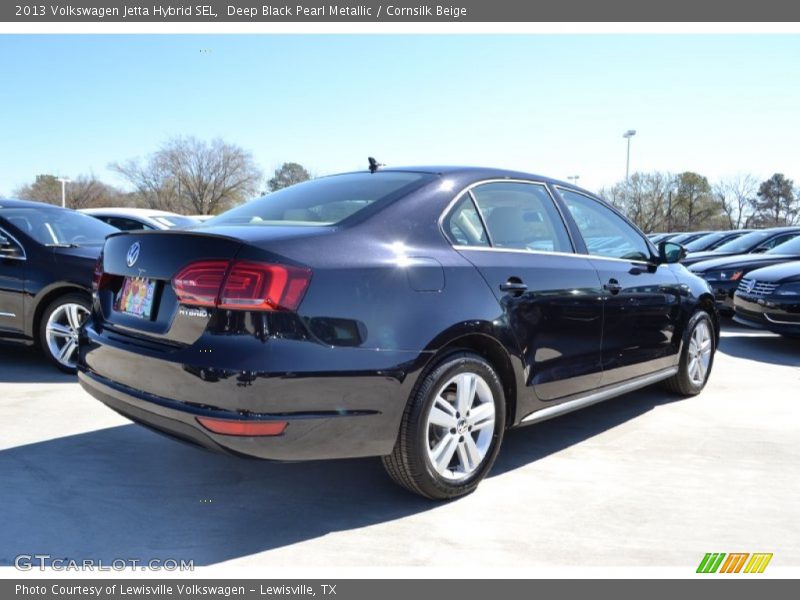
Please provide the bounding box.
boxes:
[56,177,71,208]
[567,175,580,186]
[622,130,636,181]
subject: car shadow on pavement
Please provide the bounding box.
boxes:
[0,383,687,566]
[716,330,800,367]
[493,384,684,476]
[0,344,74,384]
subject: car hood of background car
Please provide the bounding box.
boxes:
[689,252,797,272]
[742,261,800,284]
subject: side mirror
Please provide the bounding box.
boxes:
[658,240,686,264]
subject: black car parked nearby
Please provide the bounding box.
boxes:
[733,261,800,337]
[681,227,800,267]
[682,230,752,253]
[78,166,719,499]
[689,235,800,314]
[0,199,117,371]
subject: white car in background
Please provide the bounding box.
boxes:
[80,208,201,231]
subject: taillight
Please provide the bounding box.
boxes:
[92,254,112,293]
[218,262,311,311]
[172,260,311,312]
[172,260,229,307]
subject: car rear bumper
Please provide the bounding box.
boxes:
[78,326,431,460]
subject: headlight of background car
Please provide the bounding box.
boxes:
[774,282,800,296]
[701,270,744,282]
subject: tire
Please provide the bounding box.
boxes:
[38,292,91,374]
[664,310,716,396]
[382,351,506,500]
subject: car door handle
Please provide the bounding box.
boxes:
[499,281,528,293]
[604,279,622,295]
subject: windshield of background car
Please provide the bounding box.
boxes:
[684,232,725,251]
[0,207,118,246]
[151,215,200,228]
[203,172,437,227]
[766,236,800,255]
[714,230,772,253]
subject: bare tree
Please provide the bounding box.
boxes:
[714,174,757,229]
[15,174,124,209]
[112,137,263,215]
[159,137,263,215]
[599,172,674,233]
[110,155,181,212]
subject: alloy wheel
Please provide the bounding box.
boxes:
[425,371,496,481]
[687,320,712,386]
[45,302,89,370]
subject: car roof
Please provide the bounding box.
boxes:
[343,165,581,190]
[0,198,67,210]
[80,207,184,217]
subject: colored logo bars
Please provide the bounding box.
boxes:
[697,553,773,573]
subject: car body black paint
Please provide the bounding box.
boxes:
[77,167,718,462]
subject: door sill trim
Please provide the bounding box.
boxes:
[520,366,679,426]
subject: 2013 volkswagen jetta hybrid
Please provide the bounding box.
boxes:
[78,166,719,499]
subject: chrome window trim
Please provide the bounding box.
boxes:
[453,244,652,266]
[0,226,27,261]
[438,178,578,253]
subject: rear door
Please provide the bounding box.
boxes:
[555,188,683,385]
[445,180,604,405]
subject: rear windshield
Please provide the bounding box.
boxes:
[0,207,117,246]
[203,172,436,227]
[714,230,772,253]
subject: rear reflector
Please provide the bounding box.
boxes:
[196,417,288,437]
[172,259,311,311]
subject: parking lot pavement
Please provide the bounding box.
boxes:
[1,320,798,569]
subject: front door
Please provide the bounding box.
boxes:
[555,188,682,385]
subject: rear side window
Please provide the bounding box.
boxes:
[454,182,572,253]
[559,188,651,262]
[205,172,436,227]
[103,216,153,231]
[445,194,490,247]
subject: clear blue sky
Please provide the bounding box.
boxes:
[1,34,798,196]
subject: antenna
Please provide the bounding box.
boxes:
[368,157,383,174]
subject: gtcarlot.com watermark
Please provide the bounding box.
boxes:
[14,554,194,571]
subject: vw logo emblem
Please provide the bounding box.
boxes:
[746,280,756,293]
[126,242,141,268]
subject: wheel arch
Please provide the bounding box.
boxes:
[422,330,520,429]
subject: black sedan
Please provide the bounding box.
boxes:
[0,199,117,371]
[733,261,800,337]
[682,227,800,267]
[682,230,752,253]
[689,235,800,314]
[78,166,719,499]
